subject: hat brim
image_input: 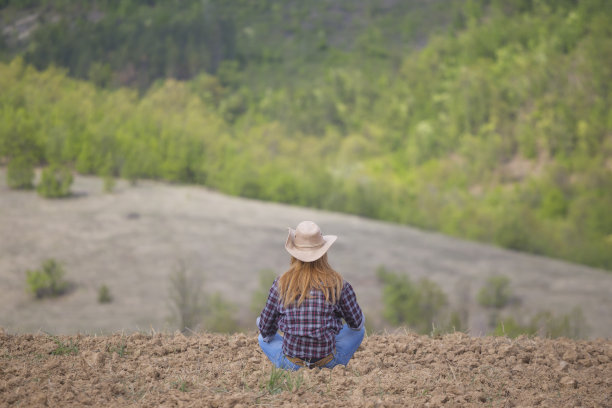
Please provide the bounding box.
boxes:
[285,228,337,262]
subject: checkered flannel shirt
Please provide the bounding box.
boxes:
[257,278,364,359]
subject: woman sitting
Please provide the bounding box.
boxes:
[257,221,365,370]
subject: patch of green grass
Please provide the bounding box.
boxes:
[49,336,79,355]
[264,367,304,395]
[107,342,128,357]
[171,378,189,392]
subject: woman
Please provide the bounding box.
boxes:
[257,221,365,370]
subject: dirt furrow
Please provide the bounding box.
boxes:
[1,329,610,407]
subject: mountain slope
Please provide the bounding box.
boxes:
[1,0,611,270]
[1,171,611,338]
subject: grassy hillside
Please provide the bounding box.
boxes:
[1,0,611,269]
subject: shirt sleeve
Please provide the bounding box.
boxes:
[338,281,364,330]
[257,278,281,341]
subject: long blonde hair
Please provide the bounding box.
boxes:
[278,253,343,307]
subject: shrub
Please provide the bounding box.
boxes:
[477,275,511,309]
[377,266,449,334]
[36,165,73,198]
[168,264,206,332]
[103,175,115,193]
[492,307,588,339]
[98,284,112,303]
[6,155,35,189]
[447,310,466,333]
[492,317,536,338]
[26,259,69,298]
[250,269,277,316]
[167,264,239,333]
[49,335,79,355]
[531,307,587,339]
[101,153,115,193]
[204,292,239,333]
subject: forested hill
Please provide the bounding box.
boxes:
[1,0,611,270]
[0,0,453,90]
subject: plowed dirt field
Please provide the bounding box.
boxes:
[1,329,610,407]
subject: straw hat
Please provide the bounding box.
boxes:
[285,221,337,262]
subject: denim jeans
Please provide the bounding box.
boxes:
[258,324,365,371]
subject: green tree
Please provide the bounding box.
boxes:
[75,142,97,174]
[1,0,611,271]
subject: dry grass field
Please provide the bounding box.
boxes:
[1,169,612,338]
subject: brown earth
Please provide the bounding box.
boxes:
[1,329,610,407]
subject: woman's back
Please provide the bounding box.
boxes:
[260,278,362,359]
[257,221,365,370]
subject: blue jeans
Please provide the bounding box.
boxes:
[258,324,365,371]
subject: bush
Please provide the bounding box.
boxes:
[477,275,512,309]
[168,264,239,333]
[36,165,73,198]
[492,307,588,339]
[6,155,35,189]
[492,317,536,338]
[101,154,115,193]
[531,307,587,339]
[204,292,239,333]
[98,284,112,303]
[26,259,69,298]
[377,266,450,334]
[250,269,277,316]
[103,175,115,193]
[168,264,207,332]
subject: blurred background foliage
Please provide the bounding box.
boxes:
[1,0,611,269]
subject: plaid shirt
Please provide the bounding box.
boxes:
[258,278,364,359]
